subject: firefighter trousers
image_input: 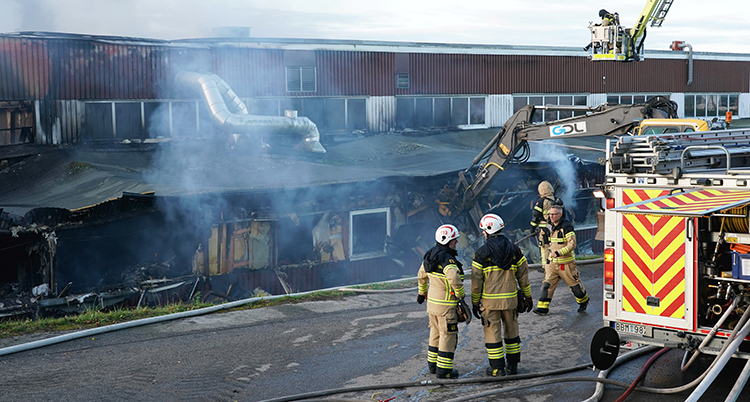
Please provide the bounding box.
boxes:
[428,309,459,372]
[481,308,521,369]
[536,262,588,312]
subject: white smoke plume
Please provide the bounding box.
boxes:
[528,140,579,209]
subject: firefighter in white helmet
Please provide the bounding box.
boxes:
[533,204,589,315]
[471,214,532,376]
[417,224,466,378]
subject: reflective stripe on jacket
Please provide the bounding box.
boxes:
[547,219,576,264]
[418,262,465,316]
[471,234,531,310]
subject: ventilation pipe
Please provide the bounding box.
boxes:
[175,71,325,153]
[670,41,693,86]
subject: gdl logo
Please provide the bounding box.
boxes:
[549,122,587,136]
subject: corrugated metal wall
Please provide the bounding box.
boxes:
[0,36,170,101]
[408,53,749,95]
[3,36,749,101]
[34,100,84,144]
[366,96,396,132]
[2,35,750,143]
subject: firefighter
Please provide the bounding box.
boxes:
[530,181,563,265]
[533,205,589,315]
[471,214,533,376]
[598,9,619,26]
[417,224,466,379]
[529,180,563,234]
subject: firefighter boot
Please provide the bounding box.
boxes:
[485,366,506,377]
[436,368,460,378]
[506,364,518,375]
[428,362,437,374]
[533,298,550,316]
[572,285,589,313]
[435,351,458,378]
[427,346,438,374]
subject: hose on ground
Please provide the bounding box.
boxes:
[581,345,659,402]
[256,362,593,402]
[0,282,383,357]
[685,307,750,401]
[614,347,670,402]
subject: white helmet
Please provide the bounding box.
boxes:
[480,214,505,234]
[435,224,460,245]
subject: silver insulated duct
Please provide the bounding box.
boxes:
[175,71,326,153]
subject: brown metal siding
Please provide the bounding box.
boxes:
[1,36,749,101]
[408,54,749,95]
[211,47,286,97]
[0,37,52,100]
[314,51,394,97]
[0,36,170,101]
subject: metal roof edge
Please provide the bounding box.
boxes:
[4,32,750,61]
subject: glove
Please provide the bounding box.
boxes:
[417,294,425,304]
[472,303,482,320]
[523,296,533,313]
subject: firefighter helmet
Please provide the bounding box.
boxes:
[480,214,505,234]
[435,224,460,245]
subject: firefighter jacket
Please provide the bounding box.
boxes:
[471,234,532,311]
[546,218,576,265]
[418,244,466,316]
[530,181,563,233]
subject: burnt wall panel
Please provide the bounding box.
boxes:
[0,36,170,101]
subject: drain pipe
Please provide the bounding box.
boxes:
[175,70,325,153]
[670,41,693,86]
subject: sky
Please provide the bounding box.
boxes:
[1,0,749,54]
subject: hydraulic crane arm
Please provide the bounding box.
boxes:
[448,97,677,221]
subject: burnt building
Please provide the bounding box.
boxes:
[0,32,743,317]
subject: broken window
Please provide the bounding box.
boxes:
[349,208,391,261]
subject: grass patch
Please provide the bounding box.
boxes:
[0,289,357,339]
[350,279,417,290]
[576,255,603,260]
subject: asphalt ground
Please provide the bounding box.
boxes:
[1,262,749,402]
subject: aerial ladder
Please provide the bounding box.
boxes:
[588,0,674,61]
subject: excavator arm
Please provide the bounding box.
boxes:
[446,97,677,226]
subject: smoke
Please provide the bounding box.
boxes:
[529,141,579,210]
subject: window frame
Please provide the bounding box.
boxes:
[349,207,391,261]
[513,94,587,122]
[286,66,317,93]
[684,93,739,118]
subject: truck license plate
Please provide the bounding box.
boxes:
[615,322,653,337]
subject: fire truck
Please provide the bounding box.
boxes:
[590,126,750,371]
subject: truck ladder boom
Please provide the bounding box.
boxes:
[608,128,750,175]
[651,0,674,27]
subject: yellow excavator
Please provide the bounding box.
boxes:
[587,0,674,61]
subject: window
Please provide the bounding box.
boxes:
[513,94,587,122]
[606,94,666,106]
[286,67,317,92]
[397,73,410,89]
[684,93,739,118]
[349,208,391,260]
